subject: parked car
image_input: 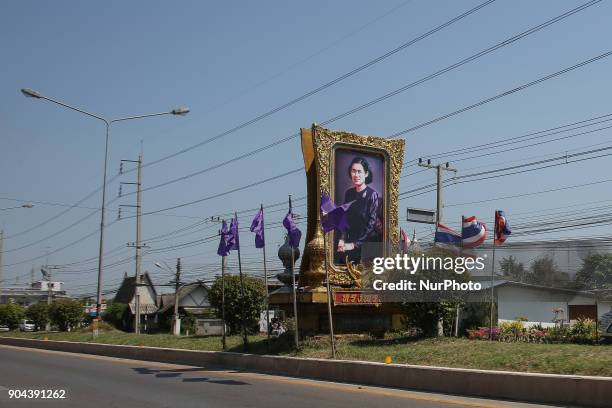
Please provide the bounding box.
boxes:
[600,310,612,343]
[0,324,10,332]
[18,320,36,332]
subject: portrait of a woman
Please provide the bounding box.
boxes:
[336,156,382,264]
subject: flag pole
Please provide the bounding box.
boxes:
[489,211,497,341]
[289,195,299,350]
[323,227,336,358]
[456,216,464,338]
[235,211,248,352]
[260,204,271,352]
[221,252,227,351]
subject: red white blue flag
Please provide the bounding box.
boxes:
[494,210,511,245]
[434,223,462,254]
[461,216,487,248]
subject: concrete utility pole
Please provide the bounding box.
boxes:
[121,155,145,334]
[44,265,60,331]
[417,159,458,337]
[173,258,181,336]
[417,159,457,224]
[0,230,3,303]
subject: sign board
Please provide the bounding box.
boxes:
[333,291,381,306]
[407,208,436,224]
[195,319,225,336]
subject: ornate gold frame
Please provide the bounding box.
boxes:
[300,124,404,291]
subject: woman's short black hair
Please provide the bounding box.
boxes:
[348,156,373,184]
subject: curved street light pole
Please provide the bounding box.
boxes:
[21,88,189,327]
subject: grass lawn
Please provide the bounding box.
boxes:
[3,329,611,377]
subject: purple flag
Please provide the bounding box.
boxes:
[217,220,230,257]
[250,208,265,248]
[227,216,240,251]
[282,210,302,248]
[320,193,353,233]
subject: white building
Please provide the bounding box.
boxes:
[476,279,612,327]
[0,280,68,307]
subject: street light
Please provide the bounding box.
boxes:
[22,88,189,327]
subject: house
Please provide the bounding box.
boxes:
[113,272,158,331]
[0,280,68,307]
[157,282,213,317]
[472,279,612,327]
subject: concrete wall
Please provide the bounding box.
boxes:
[1,336,610,407]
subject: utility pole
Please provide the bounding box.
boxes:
[0,230,3,303]
[44,265,60,331]
[417,159,457,224]
[173,258,181,336]
[120,155,146,334]
[417,159,457,337]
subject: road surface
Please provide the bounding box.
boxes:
[0,345,558,408]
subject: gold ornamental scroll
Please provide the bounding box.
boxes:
[300,124,405,291]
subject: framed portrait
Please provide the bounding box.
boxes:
[332,147,386,265]
[299,125,404,289]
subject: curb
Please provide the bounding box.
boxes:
[1,336,610,407]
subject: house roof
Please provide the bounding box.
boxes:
[157,281,210,314]
[113,272,158,305]
[477,279,612,299]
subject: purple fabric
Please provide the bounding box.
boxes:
[227,217,240,251]
[217,220,230,257]
[250,209,265,249]
[320,193,353,233]
[282,210,302,248]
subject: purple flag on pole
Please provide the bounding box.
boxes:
[217,220,230,257]
[250,208,265,249]
[320,193,353,233]
[227,216,240,251]
[282,210,302,248]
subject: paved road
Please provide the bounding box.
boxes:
[0,345,558,408]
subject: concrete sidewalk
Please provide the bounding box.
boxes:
[1,336,610,407]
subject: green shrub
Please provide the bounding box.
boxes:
[49,299,84,331]
[569,318,597,344]
[26,303,49,330]
[0,303,25,329]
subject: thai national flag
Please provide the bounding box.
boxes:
[494,210,511,245]
[462,216,487,248]
[434,223,462,254]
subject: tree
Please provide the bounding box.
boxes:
[574,253,612,290]
[49,299,84,331]
[499,256,526,282]
[26,303,49,331]
[526,256,570,288]
[0,303,25,329]
[208,275,265,334]
[102,302,128,331]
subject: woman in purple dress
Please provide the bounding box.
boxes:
[337,157,381,264]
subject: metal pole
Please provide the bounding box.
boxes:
[489,212,497,340]
[0,230,3,303]
[173,258,181,336]
[435,165,442,224]
[221,255,227,351]
[94,122,111,336]
[134,154,143,334]
[235,212,248,351]
[323,230,336,358]
[260,204,271,352]
[289,195,299,349]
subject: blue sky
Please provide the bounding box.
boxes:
[1,0,611,296]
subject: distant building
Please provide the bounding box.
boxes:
[113,272,158,331]
[156,282,213,331]
[472,278,612,327]
[0,281,68,307]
